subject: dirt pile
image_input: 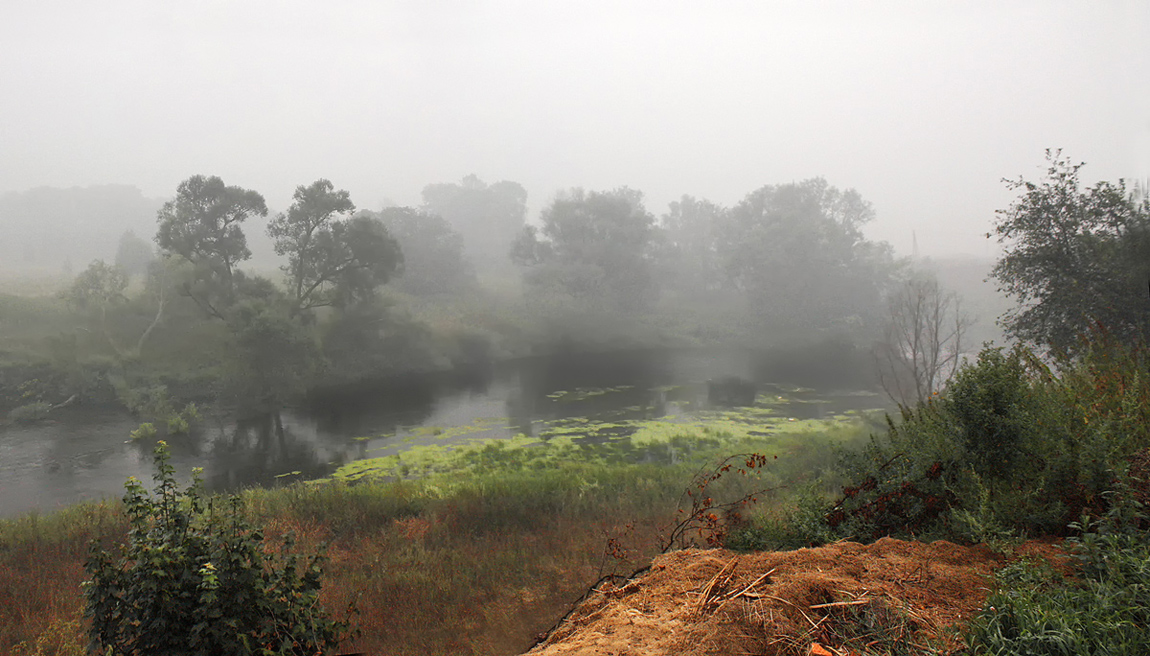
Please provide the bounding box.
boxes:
[526,538,1066,656]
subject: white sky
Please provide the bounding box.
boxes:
[2,0,1147,256]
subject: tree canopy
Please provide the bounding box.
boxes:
[268,180,402,313]
[114,230,156,279]
[422,175,527,269]
[155,175,268,315]
[657,196,729,296]
[719,178,895,331]
[373,206,474,296]
[511,187,658,308]
[990,151,1150,353]
[156,175,267,290]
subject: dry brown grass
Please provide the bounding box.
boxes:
[0,485,668,656]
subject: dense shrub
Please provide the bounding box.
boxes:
[84,442,350,656]
[827,334,1150,543]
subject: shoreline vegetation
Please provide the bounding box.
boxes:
[0,272,887,423]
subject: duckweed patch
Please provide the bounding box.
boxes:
[397,420,508,443]
[332,405,879,484]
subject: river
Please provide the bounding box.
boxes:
[0,347,886,517]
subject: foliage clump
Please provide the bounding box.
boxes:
[827,332,1150,544]
[118,382,202,437]
[84,442,349,656]
[990,150,1150,354]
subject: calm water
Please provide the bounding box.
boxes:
[0,348,884,517]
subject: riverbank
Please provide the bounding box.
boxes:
[0,277,882,419]
[0,340,887,517]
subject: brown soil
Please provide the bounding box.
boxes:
[525,538,1068,656]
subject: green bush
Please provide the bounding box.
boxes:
[128,422,157,440]
[84,441,350,656]
[725,486,840,551]
[828,336,1150,543]
[947,347,1040,480]
[116,382,176,418]
[166,414,190,435]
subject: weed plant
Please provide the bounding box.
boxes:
[84,442,350,656]
[965,522,1150,654]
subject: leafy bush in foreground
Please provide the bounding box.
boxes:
[84,442,349,656]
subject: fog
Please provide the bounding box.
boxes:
[2,1,1146,259]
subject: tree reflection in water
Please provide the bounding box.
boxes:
[205,412,330,492]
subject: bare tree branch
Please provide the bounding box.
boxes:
[877,273,973,407]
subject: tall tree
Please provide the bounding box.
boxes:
[155,175,267,316]
[422,175,527,270]
[719,178,895,332]
[658,195,729,296]
[990,150,1150,353]
[511,187,658,308]
[268,180,402,313]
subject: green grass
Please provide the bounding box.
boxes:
[0,294,73,360]
[965,530,1150,654]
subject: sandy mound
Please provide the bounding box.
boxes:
[526,538,1064,656]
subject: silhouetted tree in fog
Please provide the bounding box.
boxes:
[511,187,658,309]
[422,175,527,271]
[720,178,895,332]
[114,230,155,279]
[268,179,402,314]
[657,195,729,296]
[876,272,971,407]
[155,175,268,317]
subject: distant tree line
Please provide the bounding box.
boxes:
[52,171,937,411]
[0,185,160,270]
[30,148,1149,416]
[60,174,526,412]
[512,178,900,335]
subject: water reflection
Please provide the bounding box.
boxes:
[204,413,329,492]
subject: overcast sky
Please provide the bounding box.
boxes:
[2,1,1147,256]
